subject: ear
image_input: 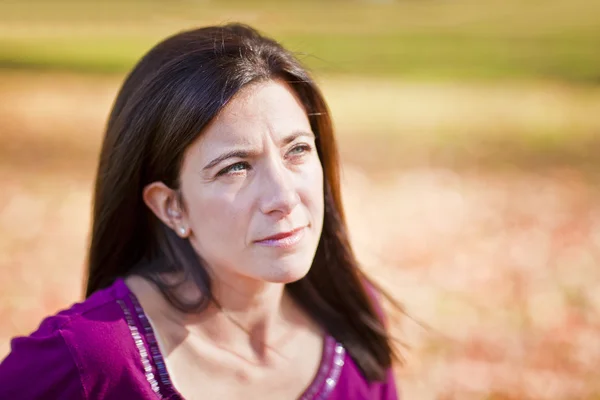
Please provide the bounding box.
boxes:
[142,181,190,238]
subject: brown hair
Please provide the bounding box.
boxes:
[86,23,400,381]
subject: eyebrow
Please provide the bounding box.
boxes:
[202,130,315,171]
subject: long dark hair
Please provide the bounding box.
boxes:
[86,23,400,381]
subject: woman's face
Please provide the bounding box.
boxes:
[178,79,324,285]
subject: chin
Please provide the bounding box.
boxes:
[244,243,318,284]
[263,264,311,284]
[259,257,313,284]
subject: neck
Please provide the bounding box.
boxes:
[209,278,291,358]
[127,274,304,362]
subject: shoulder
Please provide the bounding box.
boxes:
[56,280,139,369]
[0,315,84,399]
[333,353,400,400]
[0,279,147,399]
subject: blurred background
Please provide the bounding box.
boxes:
[1,0,599,398]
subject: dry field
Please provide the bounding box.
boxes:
[1,72,599,399]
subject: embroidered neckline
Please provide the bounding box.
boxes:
[298,337,345,400]
[117,299,163,397]
[118,281,346,399]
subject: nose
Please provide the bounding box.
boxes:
[258,162,301,217]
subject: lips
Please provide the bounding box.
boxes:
[254,226,307,248]
[256,226,305,242]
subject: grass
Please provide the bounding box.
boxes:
[1,0,600,82]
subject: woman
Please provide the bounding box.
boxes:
[0,24,400,399]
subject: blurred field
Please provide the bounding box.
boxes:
[1,71,600,399]
[1,0,600,82]
[2,0,600,398]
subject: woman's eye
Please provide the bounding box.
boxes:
[217,162,250,176]
[288,144,312,156]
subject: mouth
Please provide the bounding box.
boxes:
[255,226,307,248]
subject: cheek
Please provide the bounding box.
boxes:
[186,189,248,244]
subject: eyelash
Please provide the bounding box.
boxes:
[217,161,251,177]
[216,144,312,177]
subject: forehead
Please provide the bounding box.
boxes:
[199,80,312,147]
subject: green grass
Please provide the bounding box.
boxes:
[283,33,600,82]
[1,0,599,82]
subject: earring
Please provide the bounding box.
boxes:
[179,227,186,236]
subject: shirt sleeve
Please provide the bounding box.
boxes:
[0,327,85,400]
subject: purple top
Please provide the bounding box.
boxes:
[0,278,398,399]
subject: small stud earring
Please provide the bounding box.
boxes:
[179,227,186,236]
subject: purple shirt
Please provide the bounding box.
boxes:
[0,278,398,399]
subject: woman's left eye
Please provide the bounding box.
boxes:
[288,144,311,156]
[217,161,251,177]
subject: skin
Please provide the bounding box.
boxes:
[126,79,326,399]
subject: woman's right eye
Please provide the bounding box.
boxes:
[217,162,251,177]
